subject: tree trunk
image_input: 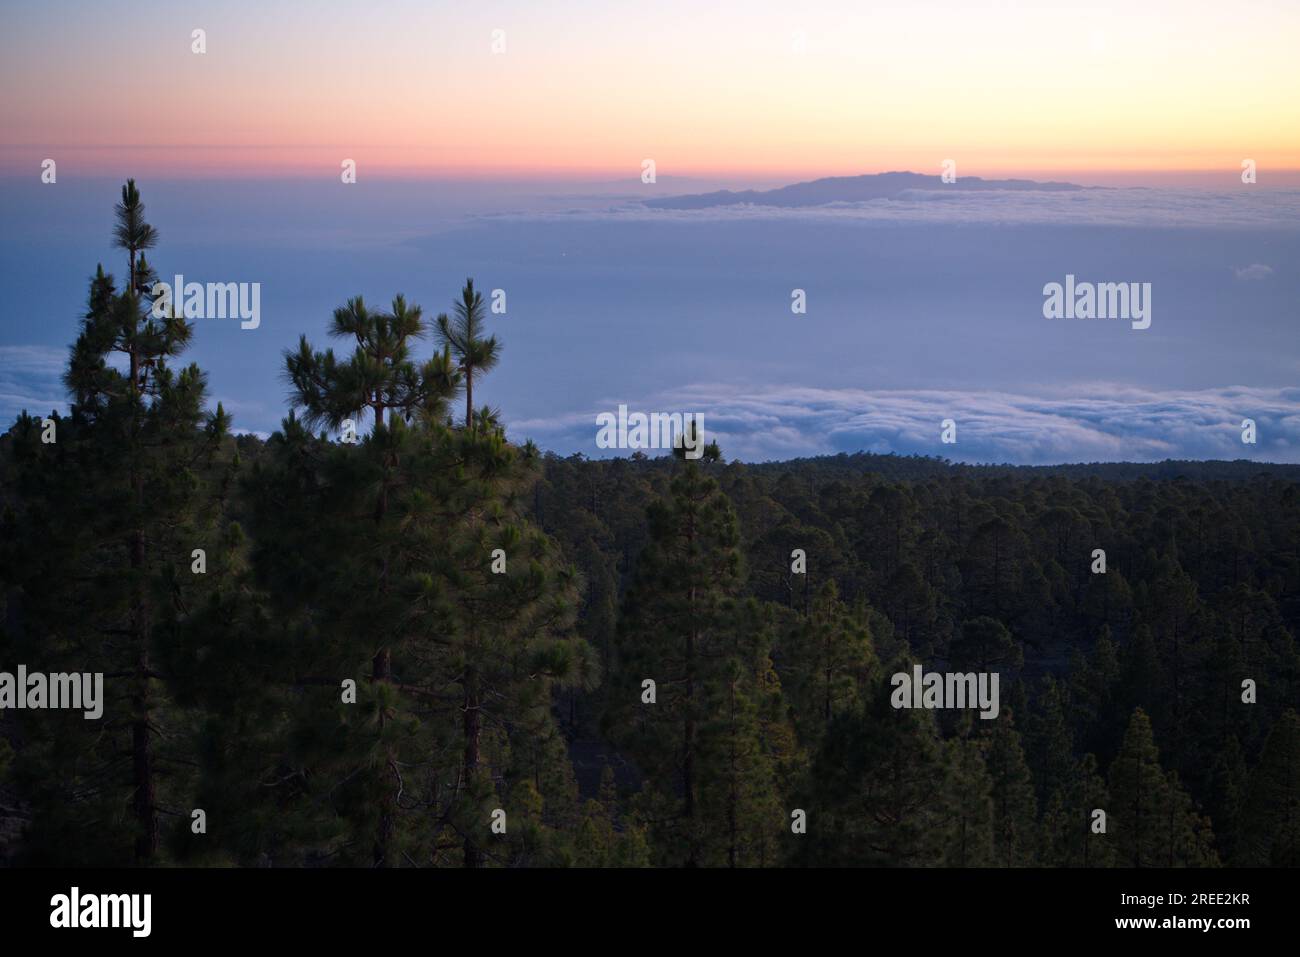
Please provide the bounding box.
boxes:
[727,680,738,868]
[127,281,156,864]
[683,671,696,866]
[683,506,699,866]
[130,527,157,864]
[463,670,484,868]
[372,646,393,867]
[131,650,157,863]
[1134,758,1143,868]
[371,466,395,867]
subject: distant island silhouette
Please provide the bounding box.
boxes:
[644,170,1087,209]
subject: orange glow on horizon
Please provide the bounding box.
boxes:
[4,1,1298,187]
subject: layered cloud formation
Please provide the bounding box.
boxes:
[0,345,66,422]
[3,179,1297,466]
[8,342,1296,465]
[512,384,1300,465]
[485,186,1300,229]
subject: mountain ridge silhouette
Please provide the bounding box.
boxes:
[643,170,1087,209]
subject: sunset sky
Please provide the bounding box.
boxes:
[3,0,1299,182]
[2,1,1298,464]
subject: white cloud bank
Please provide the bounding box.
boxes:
[0,345,67,422]
[512,383,1300,465]
[480,188,1300,230]
[1234,263,1275,280]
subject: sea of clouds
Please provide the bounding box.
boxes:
[513,383,1300,464]
[3,179,1297,465]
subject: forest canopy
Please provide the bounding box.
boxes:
[1,183,1298,868]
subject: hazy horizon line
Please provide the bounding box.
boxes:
[6,165,1300,189]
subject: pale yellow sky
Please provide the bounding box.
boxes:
[3,0,1297,180]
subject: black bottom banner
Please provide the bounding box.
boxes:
[0,866,1283,945]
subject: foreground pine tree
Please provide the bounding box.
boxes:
[1039,754,1114,867]
[1109,707,1218,867]
[572,766,652,866]
[943,732,995,866]
[800,658,954,866]
[204,287,591,866]
[435,279,500,430]
[1,181,230,864]
[1235,709,1300,866]
[608,446,787,866]
[278,292,463,864]
[984,711,1038,866]
[779,580,876,743]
